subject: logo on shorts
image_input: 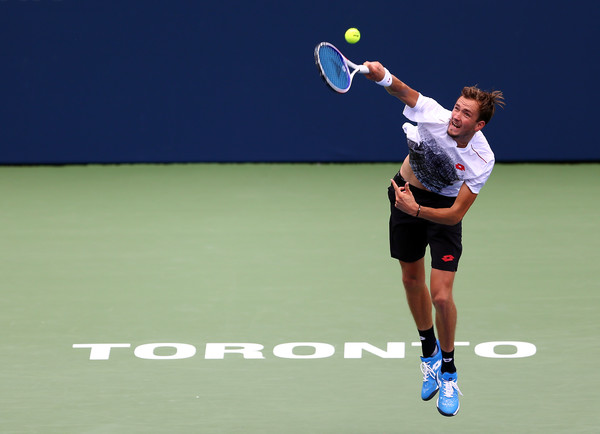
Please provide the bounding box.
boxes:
[455,164,466,171]
[441,255,455,262]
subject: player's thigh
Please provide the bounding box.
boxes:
[389,209,428,263]
[430,268,456,301]
[428,221,462,272]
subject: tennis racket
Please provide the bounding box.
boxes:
[314,42,369,94]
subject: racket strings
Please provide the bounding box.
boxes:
[318,46,350,91]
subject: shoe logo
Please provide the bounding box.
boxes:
[441,255,455,262]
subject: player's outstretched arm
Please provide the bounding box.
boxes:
[364,61,419,108]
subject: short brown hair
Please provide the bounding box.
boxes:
[461,86,505,125]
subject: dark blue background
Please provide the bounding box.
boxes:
[1,0,598,164]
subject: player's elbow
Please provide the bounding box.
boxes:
[444,204,471,226]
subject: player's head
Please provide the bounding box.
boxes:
[447,86,504,144]
[461,86,505,125]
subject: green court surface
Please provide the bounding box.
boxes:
[1,163,599,433]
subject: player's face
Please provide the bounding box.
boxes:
[447,97,485,145]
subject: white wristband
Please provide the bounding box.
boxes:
[376,68,393,87]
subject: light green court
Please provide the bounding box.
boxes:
[1,163,598,433]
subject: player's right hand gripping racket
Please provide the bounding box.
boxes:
[314,42,369,94]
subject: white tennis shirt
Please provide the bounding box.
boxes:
[402,93,495,197]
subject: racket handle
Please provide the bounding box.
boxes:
[347,58,370,74]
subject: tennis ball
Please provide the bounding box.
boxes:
[345,28,360,44]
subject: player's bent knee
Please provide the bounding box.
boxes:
[399,259,425,289]
[431,291,454,311]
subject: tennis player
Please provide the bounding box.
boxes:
[363,61,504,417]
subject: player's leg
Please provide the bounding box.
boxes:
[429,226,463,416]
[388,179,440,400]
[399,258,441,401]
[428,218,462,372]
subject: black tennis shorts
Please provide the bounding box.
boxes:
[388,172,462,272]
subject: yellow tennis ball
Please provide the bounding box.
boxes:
[345,28,360,44]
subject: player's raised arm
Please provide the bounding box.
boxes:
[363,61,419,108]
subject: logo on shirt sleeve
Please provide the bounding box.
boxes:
[455,164,466,171]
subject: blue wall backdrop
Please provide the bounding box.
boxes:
[1,0,598,164]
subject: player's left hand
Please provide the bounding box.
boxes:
[391,179,419,216]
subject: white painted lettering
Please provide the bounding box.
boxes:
[204,343,265,359]
[344,342,405,359]
[134,343,196,360]
[273,342,335,359]
[474,341,537,358]
[411,341,470,347]
[72,343,131,360]
[72,340,538,360]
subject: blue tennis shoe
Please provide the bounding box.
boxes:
[437,371,463,416]
[419,347,441,401]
